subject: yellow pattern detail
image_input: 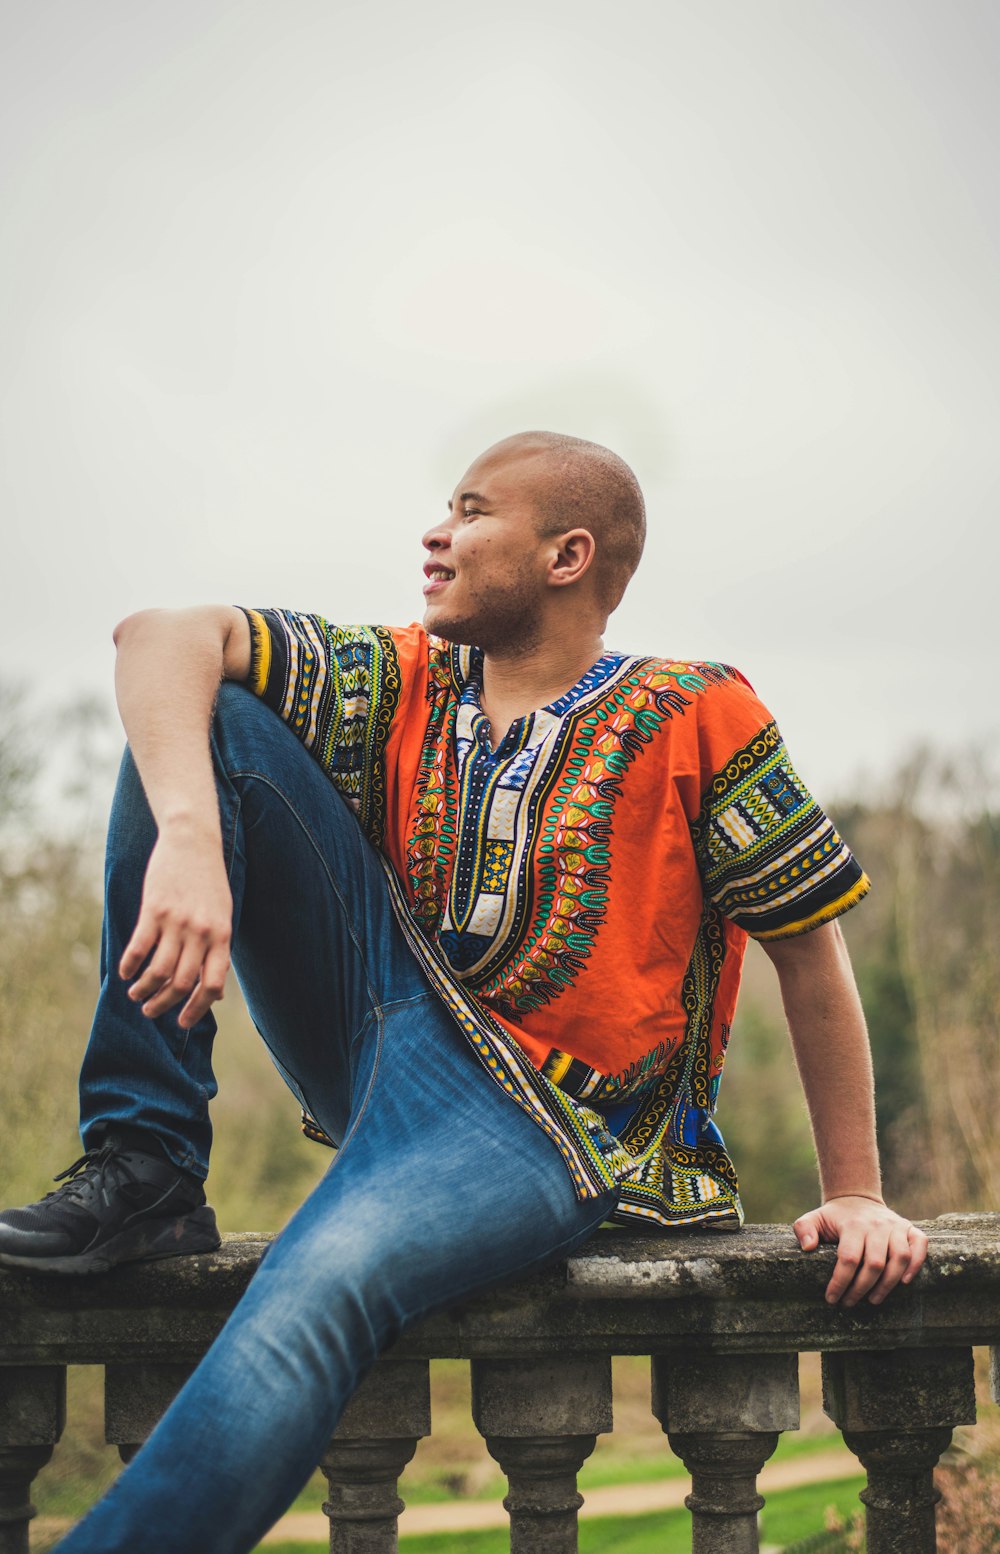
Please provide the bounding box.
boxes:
[546,1051,574,1084]
[246,608,271,696]
[752,872,872,941]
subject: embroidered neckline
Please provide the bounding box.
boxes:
[458,646,631,753]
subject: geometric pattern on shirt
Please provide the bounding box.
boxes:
[243,609,402,847]
[244,617,852,1233]
[541,887,730,1118]
[691,722,870,940]
[481,655,745,1019]
[610,902,743,1228]
[407,649,745,1015]
[409,645,639,975]
[487,659,746,1020]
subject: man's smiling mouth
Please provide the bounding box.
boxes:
[423,564,455,594]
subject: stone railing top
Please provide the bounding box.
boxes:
[1,1215,997,1366]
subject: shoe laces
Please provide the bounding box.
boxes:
[47,1142,141,1207]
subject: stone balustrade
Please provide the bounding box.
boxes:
[1,1214,998,1554]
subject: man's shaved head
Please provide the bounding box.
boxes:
[471,431,646,614]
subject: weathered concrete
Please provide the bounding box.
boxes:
[0,1368,65,1554]
[104,1361,195,1462]
[652,1354,799,1554]
[1,1219,997,1366]
[822,1348,978,1554]
[652,1352,800,1434]
[472,1357,612,1554]
[0,1217,996,1554]
[320,1359,431,1554]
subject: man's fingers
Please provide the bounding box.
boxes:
[824,1229,866,1304]
[804,1205,927,1307]
[139,936,209,1019]
[865,1228,914,1305]
[127,933,184,1006]
[120,908,230,1028]
[840,1229,892,1308]
[902,1225,929,1284]
[793,1213,822,1251]
[178,945,230,1030]
[119,917,159,982]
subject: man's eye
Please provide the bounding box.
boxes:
[462,508,481,519]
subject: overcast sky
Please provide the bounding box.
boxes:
[2,0,997,806]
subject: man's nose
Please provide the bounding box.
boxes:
[421,521,452,552]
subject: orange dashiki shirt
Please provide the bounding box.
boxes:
[240,610,870,1232]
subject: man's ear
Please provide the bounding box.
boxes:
[547,528,596,589]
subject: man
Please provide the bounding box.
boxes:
[0,432,926,1554]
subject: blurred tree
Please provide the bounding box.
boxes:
[838,751,1000,1216]
[0,681,40,836]
[836,798,925,1166]
[718,996,819,1225]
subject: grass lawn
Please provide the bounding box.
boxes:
[258,1475,866,1554]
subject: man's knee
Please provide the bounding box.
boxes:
[209,680,298,780]
[212,679,267,738]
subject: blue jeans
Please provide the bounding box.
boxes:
[57,683,617,1554]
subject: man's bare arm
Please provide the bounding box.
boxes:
[112,606,252,1031]
[761,920,928,1306]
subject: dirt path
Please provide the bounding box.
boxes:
[261,1444,859,1542]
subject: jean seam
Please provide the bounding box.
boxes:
[227,768,383,1012]
[220,765,426,1150]
[343,987,444,1143]
[365,991,438,1020]
[252,1027,312,1117]
[338,1008,385,1153]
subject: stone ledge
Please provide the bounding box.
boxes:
[1,1216,997,1365]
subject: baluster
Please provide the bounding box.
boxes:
[471,1354,612,1554]
[104,1362,195,1464]
[0,1366,66,1554]
[822,1346,976,1554]
[651,1351,799,1554]
[320,1356,430,1554]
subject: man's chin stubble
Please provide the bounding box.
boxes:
[425,606,542,658]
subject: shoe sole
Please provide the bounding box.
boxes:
[0,1206,222,1275]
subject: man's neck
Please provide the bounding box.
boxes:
[479,634,605,749]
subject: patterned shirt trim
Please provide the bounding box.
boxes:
[693,721,870,939]
[238,609,402,848]
[751,873,871,941]
[245,608,272,697]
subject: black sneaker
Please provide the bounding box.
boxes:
[0,1139,221,1275]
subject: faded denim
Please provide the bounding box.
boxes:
[58,682,616,1554]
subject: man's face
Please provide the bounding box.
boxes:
[421,444,557,654]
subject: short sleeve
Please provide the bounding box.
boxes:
[689,669,870,940]
[237,608,406,843]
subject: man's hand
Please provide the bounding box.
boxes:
[761,923,928,1307]
[119,820,233,1031]
[110,606,250,1030]
[794,1196,929,1307]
